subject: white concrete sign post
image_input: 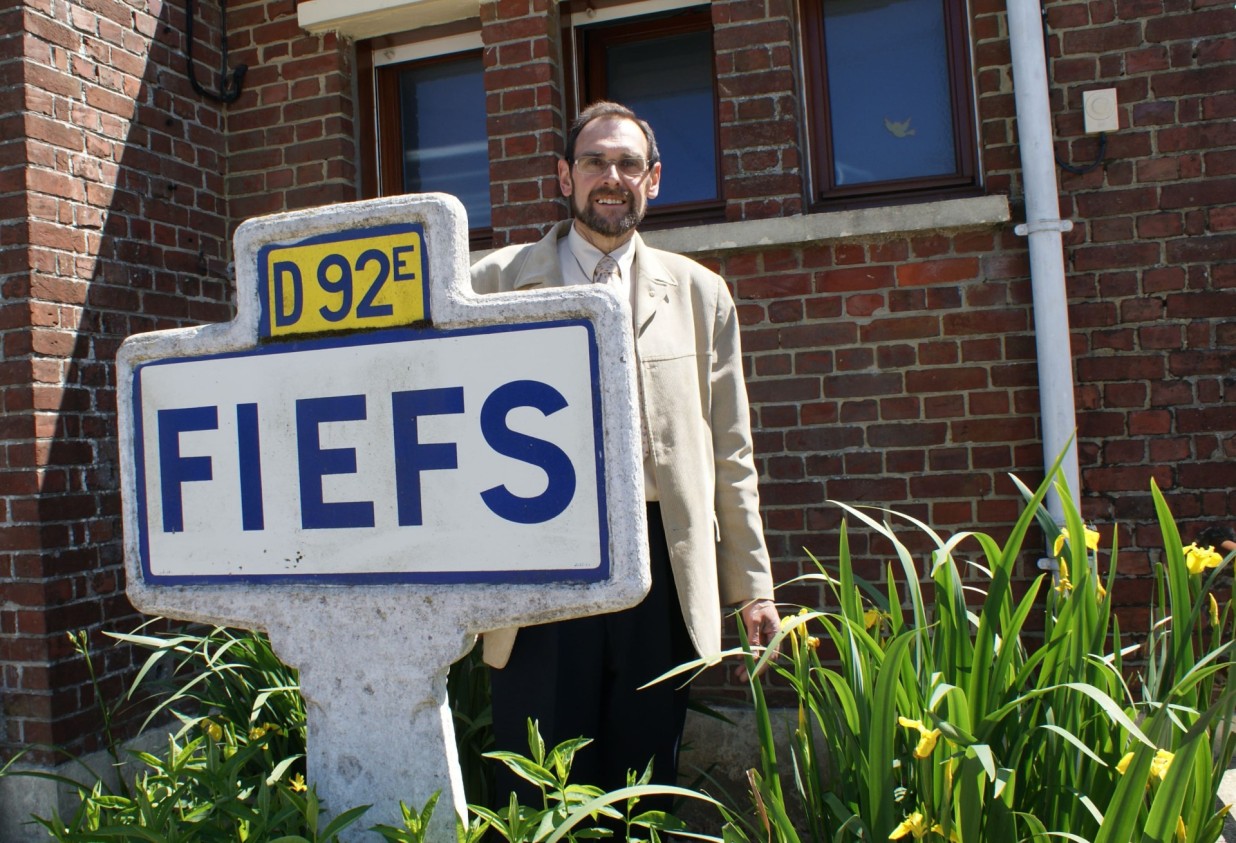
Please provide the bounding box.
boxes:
[116,195,649,840]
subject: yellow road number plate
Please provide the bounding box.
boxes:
[259,223,428,339]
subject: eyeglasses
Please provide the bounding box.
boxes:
[574,155,651,177]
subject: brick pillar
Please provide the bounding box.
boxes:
[1,0,229,831]
[225,0,359,226]
[712,0,805,220]
[480,0,569,247]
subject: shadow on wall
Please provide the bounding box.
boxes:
[0,0,234,832]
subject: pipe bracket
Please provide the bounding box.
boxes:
[1015,219,1075,236]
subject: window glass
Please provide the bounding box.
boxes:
[574,6,721,220]
[823,0,955,187]
[603,29,717,205]
[395,54,491,228]
[802,0,978,203]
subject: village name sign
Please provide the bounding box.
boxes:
[117,194,649,840]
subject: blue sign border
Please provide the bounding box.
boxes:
[132,320,609,586]
[256,221,432,339]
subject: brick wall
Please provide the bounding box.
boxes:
[225,0,358,225]
[480,0,569,246]
[1041,0,1236,558]
[2,0,1233,772]
[0,0,232,759]
[712,0,804,220]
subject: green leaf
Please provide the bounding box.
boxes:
[544,785,723,843]
[868,630,914,839]
[319,803,373,840]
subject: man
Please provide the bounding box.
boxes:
[471,101,780,801]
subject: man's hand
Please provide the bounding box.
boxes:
[737,598,781,681]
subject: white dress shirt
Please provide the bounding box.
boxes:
[557,225,658,500]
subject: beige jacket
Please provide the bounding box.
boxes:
[471,221,774,668]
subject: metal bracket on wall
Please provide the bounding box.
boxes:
[1014,219,1075,237]
[185,0,247,104]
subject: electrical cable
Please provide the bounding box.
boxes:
[1040,2,1107,175]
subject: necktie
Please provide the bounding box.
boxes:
[593,254,619,285]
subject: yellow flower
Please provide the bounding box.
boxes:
[1151,748,1174,781]
[931,823,959,843]
[889,811,928,840]
[806,635,820,650]
[1054,526,1101,557]
[1096,579,1107,600]
[1210,593,1221,628]
[1175,815,1187,843]
[864,608,883,630]
[898,716,942,758]
[1116,748,1174,784]
[202,719,223,742]
[1184,543,1222,575]
[1054,559,1073,595]
[289,773,308,793]
[1083,526,1101,550]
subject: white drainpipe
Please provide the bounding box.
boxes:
[1005,0,1081,524]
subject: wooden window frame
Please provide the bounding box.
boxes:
[568,5,726,228]
[359,46,493,250]
[800,0,980,208]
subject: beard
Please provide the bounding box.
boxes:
[572,187,646,239]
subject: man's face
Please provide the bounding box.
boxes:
[557,116,662,248]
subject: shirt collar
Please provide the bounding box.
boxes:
[566,224,636,283]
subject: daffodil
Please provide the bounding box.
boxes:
[1053,525,1101,557]
[898,716,942,758]
[1185,543,1223,575]
[889,811,928,840]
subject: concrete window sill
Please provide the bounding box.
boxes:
[640,195,1012,257]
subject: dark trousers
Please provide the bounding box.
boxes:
[489,504,694,805]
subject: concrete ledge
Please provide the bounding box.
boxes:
[677,704,808,832]
[298,0,479,39]
[641,195,1012,256]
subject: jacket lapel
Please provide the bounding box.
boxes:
[632,234,678,338]
[510,220,573,290]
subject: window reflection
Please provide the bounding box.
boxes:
[397,55,491,228]
[604,29,718,205]
[823,0,956,187]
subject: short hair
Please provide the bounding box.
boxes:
[564,101,661,166]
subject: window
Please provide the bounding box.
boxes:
[801,0,978,205]
[570,5,722,225]
[364,37,492,247]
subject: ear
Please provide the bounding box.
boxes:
[645,161,662,200]
[557,158,573,197]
